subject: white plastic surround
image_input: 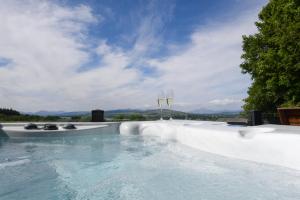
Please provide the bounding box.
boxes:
[120,120,300,170]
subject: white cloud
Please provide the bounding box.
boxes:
[147,12,259,111]
[0,0,262,112]
[209,98,242,106]
[0,0,111,111]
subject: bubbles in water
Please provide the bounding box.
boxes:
[0,132,300,200]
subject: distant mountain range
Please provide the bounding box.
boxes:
[24,110,89,116]
[190,109,242,115]
[24,109,143,117]
[24,109,241,117]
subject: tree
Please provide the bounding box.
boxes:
[0,108,20,116]
[240,0,300,112]
[129,114,146,121]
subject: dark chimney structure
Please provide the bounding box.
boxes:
[91,109,104,122]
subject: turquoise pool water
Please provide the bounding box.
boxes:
[0,130,300,200]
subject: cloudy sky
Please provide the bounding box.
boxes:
[0,0,267,112]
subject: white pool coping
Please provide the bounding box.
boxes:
[0,121,118,126]
[120,120,300,171]
[0,122,120,137]
[3,125,107,132]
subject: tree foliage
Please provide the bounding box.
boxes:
[0,107,62,122]
[240,0,300,112]
[0,108,20,116]
[112,114,146,121]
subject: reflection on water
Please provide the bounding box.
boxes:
[0,129,9,147]
[0,131,122,200]
[0,130,300,200]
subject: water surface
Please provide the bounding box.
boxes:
[0,131,300,200]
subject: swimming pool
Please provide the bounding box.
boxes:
[0,124,300,200]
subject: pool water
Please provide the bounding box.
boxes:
[0,131,300,200]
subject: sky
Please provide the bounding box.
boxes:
[0,0,268,112]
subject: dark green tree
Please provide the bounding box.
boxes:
[240,0,300,112]
[129,114,146,121]
[0,108,20,116]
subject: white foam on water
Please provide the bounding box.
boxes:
[0,159,31,169]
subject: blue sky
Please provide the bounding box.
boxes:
[0,0,267,112]
[67,0,261,43]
